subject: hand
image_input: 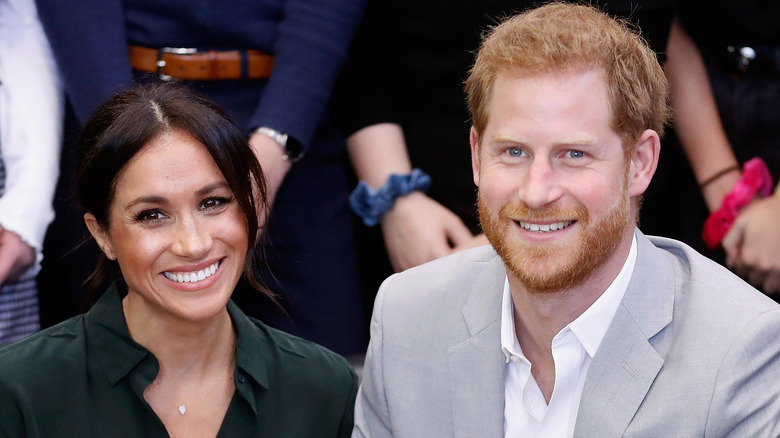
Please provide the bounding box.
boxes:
[722,192,780,295]
[0,225,36,286]
[381,192,474,272]
[452,233,489,252]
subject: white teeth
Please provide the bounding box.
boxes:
[518,220,574,233]
[164,260,221,283]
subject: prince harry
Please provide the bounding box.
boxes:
[353,3,780,437]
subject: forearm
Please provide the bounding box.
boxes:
[249,0,368,148]
[347,123,413,188]
[666,19,739,212]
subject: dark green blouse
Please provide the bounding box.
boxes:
[0,282,357,437]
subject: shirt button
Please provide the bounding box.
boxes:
[238,373,246,383]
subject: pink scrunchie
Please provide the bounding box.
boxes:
[702,157,774,250]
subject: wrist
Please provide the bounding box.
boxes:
[349,169,432,226]
[254,127,305,163]
[702,158,773,249]
[382,191,426,223]
[702,170,741,212]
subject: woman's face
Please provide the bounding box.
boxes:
[86,130,248,324]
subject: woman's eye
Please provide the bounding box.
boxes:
[200,196,233,211]
[567,150,585,159]
[135,209,166,223]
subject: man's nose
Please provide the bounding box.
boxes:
[171,216,212,259]
[518,158,563,209]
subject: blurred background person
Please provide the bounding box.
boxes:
[0,84,357,437]
[666,1,780,297]
[35,0,368,357]
[0,0,63,345]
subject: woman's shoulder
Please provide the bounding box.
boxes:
[0,315,87,373]
[0,316,86,390]
[229,303,356,390]
[252,317,354,375]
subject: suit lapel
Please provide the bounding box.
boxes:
[574,231,675,437]
[449,253,506,438]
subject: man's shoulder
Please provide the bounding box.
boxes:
[377,245,503,307]
[645,234,779,315]
[368,245,505,345]
[612,234,780,436]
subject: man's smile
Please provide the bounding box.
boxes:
[516,220,576,233]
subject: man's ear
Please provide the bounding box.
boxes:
[470,126,481,187]
[84,213,117,260]
[627,129,660,197]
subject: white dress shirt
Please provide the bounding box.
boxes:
[0,0,63,266]
[502,234,638,437]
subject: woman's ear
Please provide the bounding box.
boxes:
[627,129,661,197]
[84,213,117,260]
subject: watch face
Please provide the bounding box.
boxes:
[285,135,305,162]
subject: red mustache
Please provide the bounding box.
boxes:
[500,203,588,223]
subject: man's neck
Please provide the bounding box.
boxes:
[508,229,635,401]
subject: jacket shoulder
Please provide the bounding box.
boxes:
[377,244,502,308]
[646,235,778,315]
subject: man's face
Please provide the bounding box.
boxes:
[472,69,637,293]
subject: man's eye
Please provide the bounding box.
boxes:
[135,210,166,223]
[507,147,525,157]
[567,150,585,159]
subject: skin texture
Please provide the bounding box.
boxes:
[470,69,659,401]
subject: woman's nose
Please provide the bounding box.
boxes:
[171,216,212,258]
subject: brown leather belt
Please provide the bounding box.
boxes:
[128,45,274,81]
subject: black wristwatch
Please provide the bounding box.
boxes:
[255,127,305,163]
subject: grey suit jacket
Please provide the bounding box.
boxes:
[353,230,780,437]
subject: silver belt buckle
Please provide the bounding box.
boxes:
[156,47,198,81]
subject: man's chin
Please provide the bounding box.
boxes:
[504,250,591,294]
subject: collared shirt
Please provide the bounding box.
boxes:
[502,234,638,437]
[0,282,357,437]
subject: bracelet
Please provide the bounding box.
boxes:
[698,164,740,189]
[701,158,773,249]
[349,169,432,226]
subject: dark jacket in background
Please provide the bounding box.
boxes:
[34,0,368,356]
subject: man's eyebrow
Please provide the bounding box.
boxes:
[490,135,597,146]
[554,138,598,147]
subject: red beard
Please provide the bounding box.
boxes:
[479,191,630,294]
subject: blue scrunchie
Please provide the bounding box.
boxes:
[349,169,432,226]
